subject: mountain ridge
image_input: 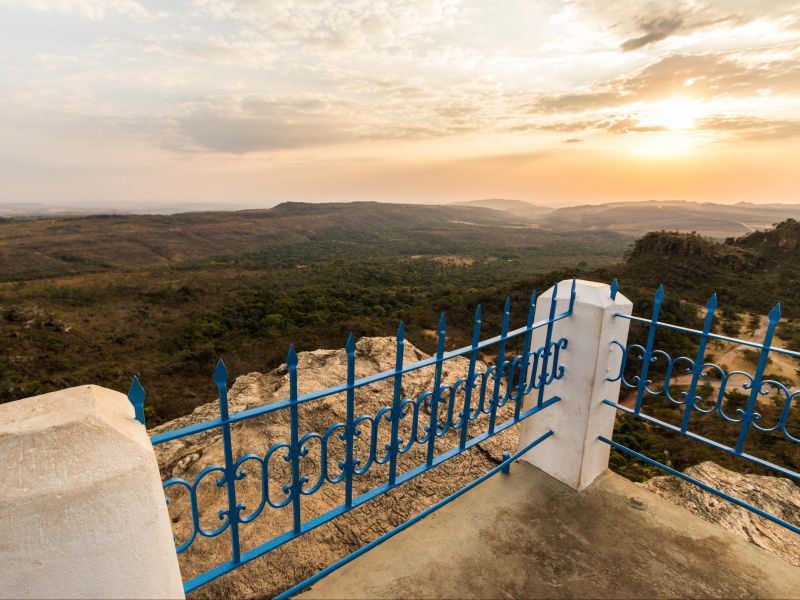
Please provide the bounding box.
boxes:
[542,200,800,238]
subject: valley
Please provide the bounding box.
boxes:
[2,200,799,480]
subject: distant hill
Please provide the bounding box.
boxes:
[449,199,554,219]
[541,200,800,238]
[0,202,515,280]
[0,200,623,281]
[618,218,800,314]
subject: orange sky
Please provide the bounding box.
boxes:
[1,1,799,208]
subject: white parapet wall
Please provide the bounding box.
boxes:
[518,279,632,490]
[0,385,185,599]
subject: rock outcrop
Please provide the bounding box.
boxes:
[643,461,800,567]
[149,337,517,599]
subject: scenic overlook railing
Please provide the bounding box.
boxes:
[130,280,577,595]
[604,281,800,535]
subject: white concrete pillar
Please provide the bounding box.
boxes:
[0,385,184,599]
[518,279,632,490]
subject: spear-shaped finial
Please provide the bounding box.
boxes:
[768,303,781,323]
[213,358,228,388]
[127,376,146,426]
[287,344,298,367]
[706,293,718,311]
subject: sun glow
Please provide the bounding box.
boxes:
[638,97,705,131]
[632,131,698,158]
[626,98,709,158]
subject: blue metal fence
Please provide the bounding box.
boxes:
[605,281,800,534]
[131,281,576,595]
[128,279,798,596]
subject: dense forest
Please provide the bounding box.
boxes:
[0,202,627,420]
[1,203,799,480]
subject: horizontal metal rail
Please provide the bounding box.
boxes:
[275,429,555,600]
[152,308,572,446]
[602,400,800,481]
[616,313,800,360]
[598,436,800,535]
[182,395,561,592]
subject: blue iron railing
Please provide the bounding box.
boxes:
[130,281,576,595]
[605,280,800,534]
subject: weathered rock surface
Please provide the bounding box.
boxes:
[149,337,517,599]
[643,461,800,567]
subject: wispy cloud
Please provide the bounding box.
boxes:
[621,14,687,51]
[0,0,154,19]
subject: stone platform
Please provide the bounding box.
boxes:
[300,461,800,599]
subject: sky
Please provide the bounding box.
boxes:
[1,0,800,209]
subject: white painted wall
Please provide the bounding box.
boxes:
[518,279,632,490]
[0,385,184,599]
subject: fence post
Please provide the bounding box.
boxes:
[0,385,184,599]
[517,279,632,490]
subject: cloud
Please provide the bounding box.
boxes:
[529,112,800,142]
[531,46,800,117]
[579,0,799,52]
[534,92,624,114]
[698,116,800,140]
[1,0,153,19]
[171,91,483,153]
[619,11,752,52]
[172,96,352,153]
[621,14,686,51]
[623,50,800,100]
[192,0,462,56]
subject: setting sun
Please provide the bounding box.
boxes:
[638,98,704,131]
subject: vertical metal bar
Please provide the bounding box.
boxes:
[127,376,146,426]
[537,283,559,407]
[287,345,302,534]
[213,359,241,564]
[515,291,537,421]
[568,277,577,313]
[735,303,780,454]
[633,285,664,416]
[500,451,511,474]
[610,278,619,301]
[388,323,405,486]
[345,333,356,507]
[488,297,510,435]
[680,294,716,433]
[459,305,481,451]
[427,313,446,468]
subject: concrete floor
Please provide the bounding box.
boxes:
[300,462,800,599]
